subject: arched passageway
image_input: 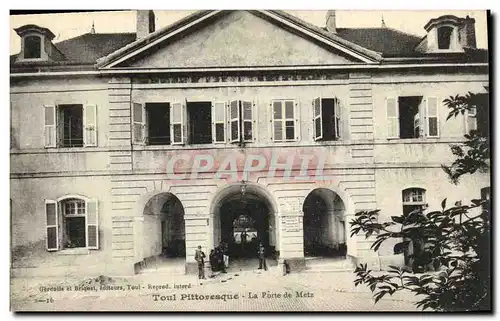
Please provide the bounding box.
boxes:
[303,188,347,258]
[211,183,278,271]
[138,192,185,273]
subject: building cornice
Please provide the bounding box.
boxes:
[9,62,489,79]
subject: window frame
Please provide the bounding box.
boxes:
[402,188,427,206]
[44,103,98,149]
[437,25,454,50]
[45,195,99,251]
[23,34,43,60]
[271,99,299,142]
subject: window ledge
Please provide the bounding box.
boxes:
[57,248,90,255]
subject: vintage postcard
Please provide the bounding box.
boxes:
[9,9,491,312]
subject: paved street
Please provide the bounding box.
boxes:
[11,266,422,312]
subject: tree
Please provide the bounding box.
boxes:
[350,91,490,311]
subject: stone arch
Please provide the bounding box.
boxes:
[209,182,279,216]
[135,190,186,266]
[208,182,279,257]
[300,182,356,258]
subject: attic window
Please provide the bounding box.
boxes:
[24,35,42,59]
[437,26,453,50]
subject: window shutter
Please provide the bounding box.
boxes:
[386,97,399,138]
[272,101,283,142]
[334,98,342,139]
[170,102,184,145]
[294,100,301,141]
[132,103,145,144]
[284,100,295,141]
[86,198,99,250]
[212,102,226,143]
[83,104,97,147]
[313,97,323,141]
[426,97,439,137]
[466,106,477,134]
[229,100,240,143]
[242,100,253,142]
[45,200,59,251]
[44,105,57,148]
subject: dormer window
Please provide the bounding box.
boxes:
[421,15,477,53]
[24,35,41,59]
[14,24,63,63]
[437,26,453,50]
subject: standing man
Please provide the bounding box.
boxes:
[258,243,267,271]
[195,245,206,279]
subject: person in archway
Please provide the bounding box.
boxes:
[209,249,218,276]
[195,245,206,280]
[258,243,267,271]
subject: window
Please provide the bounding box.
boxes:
[24,35,41,59]
[272,100,298,142]
[59,105,83,147]
[187,102,212,144]
[146,103,170,145]
[132,100,255,146]
[401,188,427,269]
[44,104,97,148]
[45,197,99,251]
[437,26,453,50]
[313,97,342,141]
[465,93,489,136]
[386,96,439,139]
[229,100,255,143]
[402,188,426,205]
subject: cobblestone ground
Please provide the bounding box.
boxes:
[11,268,422,312]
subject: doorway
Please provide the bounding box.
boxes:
[303,188,347,258]
[212,184,278,271]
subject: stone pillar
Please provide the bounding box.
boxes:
[184,216,210,274]
[277,210,305,271]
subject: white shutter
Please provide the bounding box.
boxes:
[212,101,226,143]
[386,97,399,138]
[45,200,59,251]
[334,98,342,139]
[132,103,145,144]
[229,100,240,143]
[285,100,295,141]
[83,104,97,147]
[426,97,439,137]
[313,97,323,141]
[465,106,477,134]
[272,100,283,142]
[294,100,301,141]
[170,102,184,145]
[44,105,57,148]
[242,100,253,142]
[86,198,99,250]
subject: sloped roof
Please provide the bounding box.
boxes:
[336,28,422,56]
[10,10,488,73]
[55,32,136,63]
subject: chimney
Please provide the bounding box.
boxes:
[136,10,155,40]
[326,10,337,33]
[459,15,477,49]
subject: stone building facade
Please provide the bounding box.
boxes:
[10,10,489,277]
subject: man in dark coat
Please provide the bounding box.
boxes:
[258,243,267,271]
[195,245,206,279]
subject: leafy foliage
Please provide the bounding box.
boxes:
[442,92,490,184]
[350,91,491,311]
[351,199,490,311]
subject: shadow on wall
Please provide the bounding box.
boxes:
[11,240,51,267]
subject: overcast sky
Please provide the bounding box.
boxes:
[10,10,488,55]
